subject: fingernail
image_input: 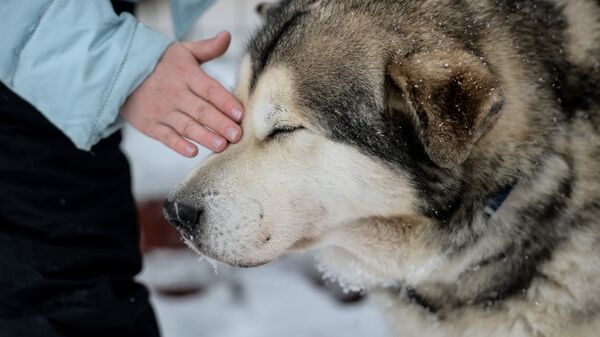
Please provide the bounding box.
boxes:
[226,127,239,141]
[212,31,226,40]
[213,138,226,150]
[185,146,196,156]
[231,108,243,121]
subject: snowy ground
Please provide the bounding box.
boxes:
[139,250,392,337]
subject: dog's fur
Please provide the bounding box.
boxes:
[165,0,600,335]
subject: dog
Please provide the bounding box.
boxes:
[164,0,600,335]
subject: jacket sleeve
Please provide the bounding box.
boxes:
[0,0,174,150]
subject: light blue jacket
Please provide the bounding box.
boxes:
[0,0,215,150]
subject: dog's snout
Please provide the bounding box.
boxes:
[163,200,202,234]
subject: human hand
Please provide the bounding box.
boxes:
[120,32,244,157]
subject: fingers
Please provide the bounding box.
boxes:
[162,111,229,153]
[150,123,199,158]
[188,70,244,122]
[182,34,245,124]
[183,31,231,63]
[177,92,243,143]
[122,38,245,158]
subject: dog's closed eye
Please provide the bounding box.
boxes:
[266,125,304,141]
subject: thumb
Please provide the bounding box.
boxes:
[183,31,231,63]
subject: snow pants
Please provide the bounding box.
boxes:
[0,3,160,335]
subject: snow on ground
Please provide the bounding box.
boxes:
[139,250,392,337]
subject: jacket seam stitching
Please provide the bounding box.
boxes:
[9,0,56,86]
[87,20,139,148]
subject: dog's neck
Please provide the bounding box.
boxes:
[398,151,574,314]
[387,183,517,314]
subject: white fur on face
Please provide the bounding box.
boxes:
[168,60,419,270]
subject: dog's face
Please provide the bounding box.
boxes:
[166,60,419,270]
[166,0,505,286]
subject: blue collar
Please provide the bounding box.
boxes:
[483,185,514,220]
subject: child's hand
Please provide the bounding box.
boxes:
[120,32,244,157]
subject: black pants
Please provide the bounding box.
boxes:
[0,3,160,335]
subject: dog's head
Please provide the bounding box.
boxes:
[165,0,509,285]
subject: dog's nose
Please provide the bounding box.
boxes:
[163,200,202,234]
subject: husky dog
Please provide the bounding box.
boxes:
[164,0,600,335]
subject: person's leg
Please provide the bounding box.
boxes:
[0,81,160,336]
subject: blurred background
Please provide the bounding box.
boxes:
[121,1,392,336]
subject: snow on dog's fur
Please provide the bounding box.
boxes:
[165,0,600,336]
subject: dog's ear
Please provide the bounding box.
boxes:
[387,50,504,168]
[256,2,279,19]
